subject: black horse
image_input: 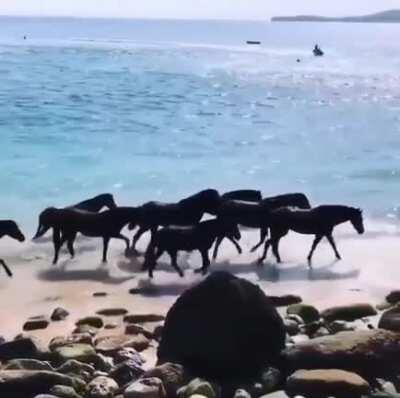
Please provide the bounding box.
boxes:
[221,189,262,202]
[143,219,241,278]
[34,193,117,239]
[0,221,25,277]
[33,207,138,264]
[213,193,311,260]
[257,205,364,266]
[128,189,221,253]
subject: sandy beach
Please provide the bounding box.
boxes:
[1,217,398,344]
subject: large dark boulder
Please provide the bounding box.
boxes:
[157,272,285,379]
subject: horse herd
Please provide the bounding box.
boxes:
[0,189,365,278]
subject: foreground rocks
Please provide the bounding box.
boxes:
[321,303,377,322]
[283,329,400,378]
[157,271,286,379]
[379,305,400,332]
[286,369,370,397]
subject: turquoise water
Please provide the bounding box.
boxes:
[1,17,400,228]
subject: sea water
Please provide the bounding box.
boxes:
[0,17,400,230]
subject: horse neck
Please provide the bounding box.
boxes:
[326,206,355,226]
[199,220,220,240]
[111,207,137,223]
[0,221,9,237]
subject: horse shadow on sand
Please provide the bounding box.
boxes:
[37,259,134,285]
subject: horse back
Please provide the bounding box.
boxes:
[262,193,311,210]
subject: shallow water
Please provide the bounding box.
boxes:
[0,18,400,229]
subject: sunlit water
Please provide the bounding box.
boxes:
[0,17,400,230]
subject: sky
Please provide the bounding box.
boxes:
[0,0,399,20]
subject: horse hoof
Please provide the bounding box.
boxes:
[179,272,185,278]
[257,259,264,267]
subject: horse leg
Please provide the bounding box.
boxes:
[326,234,341,260]
[258,239,271,266]
[131,226,148,254]
[212,236,224,260]
[52,228,62,265]
[271,237,282,263]
[307,234,323,267]
[102,237,110,263]
[114,233,130,255]
[143,246,163,271]
[195,249,211,275]
[227,236,242,255]
[251,227,268,253]
[168,250,184,278]
[66,232,77,259]
[0,259,12,277]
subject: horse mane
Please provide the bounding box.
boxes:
[179,189,220,207]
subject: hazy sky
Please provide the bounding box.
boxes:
[0,0,399,20]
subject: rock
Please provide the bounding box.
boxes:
[105,323,118,330]
[387,291,400,305]
[285,314,304,325]
[321,303,377,322]
[109,359,145,386]
[377,302,393,311]
[260,367,282,394]
[158,272,285,379]
[290,334,309,345]
[124,377,166,398]
[287,304,320,324]
[3,358,53,371]
[93,354,114,373]
[379,305,400,332]
[328,320,356,334]
[23,316,50,331]
[182,378,218,398]
[124,314,165,324]
[259,392,289,398]
[234,389,251,398]
[267,295,302,307]
[73,325,100,336]
[87,376,119,398]
[76,316,104,329]
[312,326,331,338]
[0,370,83,397]
[114,348,145,365]
[53,344,97,365]
[50,384,82,398]
[34,395,59,398]
[97,308,129,317]
[125,324,154,339]
[93,292,108,297]
[49,334,94,351]
[283,319,300,336]
[144,363,186,397]
[96,335,150,356]
[0,337,41,360]
[56,360,95,382]
[299,321,322,337]
[283,330,400,378]
[51,308,70,322]
[285,369,370,397]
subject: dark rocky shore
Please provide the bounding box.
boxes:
[1,271,400,398]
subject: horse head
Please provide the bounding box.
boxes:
[3,221,25,242]
[100,193,117,209]
[188,189,221,215]
[350,207,364,235]
[221,220,241,241]
[33,207,58,240]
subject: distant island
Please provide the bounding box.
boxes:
[272,9,400,23]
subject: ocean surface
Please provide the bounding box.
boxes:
[1,17,400,230]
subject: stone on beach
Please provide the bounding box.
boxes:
[286,304,320,324]
[0,337,42,361]
[109,359,145,387]
[76,316,104,329]
[87,375,119,398]
[56,359,95,382]
[52,343,98,365]
[49,384,82,398]
[49,334,94,351]
[283,330,400,377]
[386,290,400,305]
[285,369,370,397]
[23,316,50,331]
[144,363,186,397]
[95,335,150,356]
[51,307,70,322]
[124,377,166,398]
[124,314,165,324]
[379,304,400,332]
[267,295,302,307]
[321,303,377,322]
[3,358,54,371]
[179,378,218,398]
[0,370,84,397]
[157,272,285,379]
[97,308,129,317]
[125,323,155,339]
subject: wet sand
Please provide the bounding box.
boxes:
[0,218,398,344]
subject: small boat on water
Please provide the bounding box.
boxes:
[246,40,261,45]
[313,45,324,57]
